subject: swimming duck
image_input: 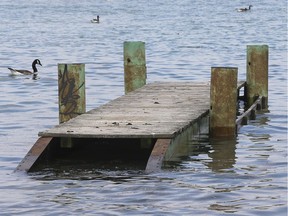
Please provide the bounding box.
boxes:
[91,15,100,23]
[8,59,42,76]
[237,5,253,12]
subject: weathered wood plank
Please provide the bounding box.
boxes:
[236,96,263,130]
[145,139,171,173]
[15,137,53,172]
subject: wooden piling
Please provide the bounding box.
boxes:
[58,63,86,147]
[246,45,269,109]
[210,67,238,138]
[124,41,147,94]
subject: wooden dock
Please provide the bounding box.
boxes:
[16,43,269,173]
[39,82,210,139]
[17,80,249,173]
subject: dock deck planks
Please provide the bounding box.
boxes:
[39,82,212,139]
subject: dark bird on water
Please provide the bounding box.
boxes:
[8,59,42,76]
[91,15,100,23]
[237,5,253,12]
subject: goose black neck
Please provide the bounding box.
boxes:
[32,62,38,72]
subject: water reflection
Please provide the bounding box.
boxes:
[208,203,240,214]
[52,192,77,205]
[31,167,146,182]
[207,139,237,172]
[169,133,237,173]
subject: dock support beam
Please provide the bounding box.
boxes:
[210,67,238,139]
[146,139,171,173]
[58,63,86,147]
[124,41,147,94]
[15,137,53,172]
[246,45,269,109]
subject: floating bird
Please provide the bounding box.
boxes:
[237,5,253,12]
[8,59,42,76]
[91,15,100,23]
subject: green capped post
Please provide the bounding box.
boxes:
[246,45,269,109]
[124,41,147,94]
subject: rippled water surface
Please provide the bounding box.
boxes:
[0,0,287,215]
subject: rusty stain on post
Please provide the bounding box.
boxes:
[246,45,269,109]
[210,67,238,138]
[124,41,147,94]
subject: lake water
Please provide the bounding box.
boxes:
[0,0,287,215]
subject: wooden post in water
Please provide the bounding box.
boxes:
[58,63,86,147]
[246,45,269,109]
[124,41,147,94]
[210,67,238,139]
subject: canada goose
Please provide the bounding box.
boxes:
[8,59,42,75]
[91,15,100,23]
[237,5,253,12]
